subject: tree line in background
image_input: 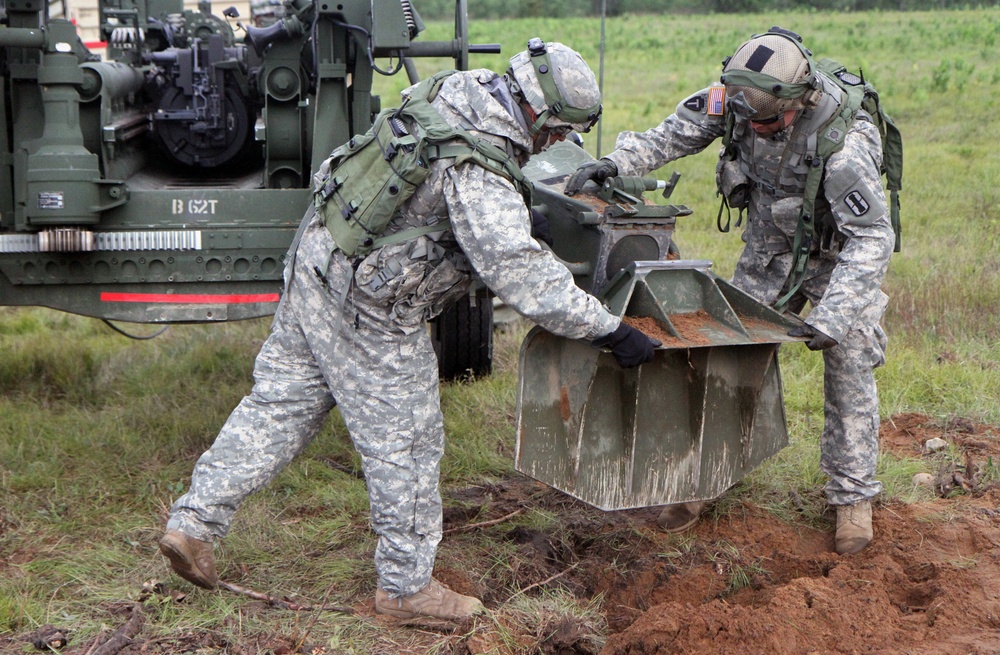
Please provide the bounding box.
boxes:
[416,0,998,20]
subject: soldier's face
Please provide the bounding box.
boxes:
[532,125,571,154]
[750,109,798,136]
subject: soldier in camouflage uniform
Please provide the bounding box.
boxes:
[159,40,658,622]
[567,27,893,555]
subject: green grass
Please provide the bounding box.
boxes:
[3,7,1000,653]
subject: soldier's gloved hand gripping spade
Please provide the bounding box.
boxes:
[591,322,660,368]
[787,324,838,351]
[565,159,618,196]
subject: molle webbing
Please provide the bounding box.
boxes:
[314,71,531,258]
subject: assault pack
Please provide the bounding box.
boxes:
[717,28,903,310]
[778,59,902,308]
[816,57,903,251]
[312,70,532,258]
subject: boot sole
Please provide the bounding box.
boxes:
[375,608,479,630]
[158,537,216,590]
[835,537,872,555]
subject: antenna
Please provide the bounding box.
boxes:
[597,0,606,158]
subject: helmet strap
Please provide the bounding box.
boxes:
[529,109,550,136]
[526,39,601,130]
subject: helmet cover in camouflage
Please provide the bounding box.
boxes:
[721,28,815,121]
[507,38,602,135]
[250,0,285,26]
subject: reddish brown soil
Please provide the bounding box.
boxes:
[5,414,998,655]
[456,412,1000,655]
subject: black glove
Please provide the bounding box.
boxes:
[787,324,839,351]
[564,159,618,196]
[530,208,554,247]
[592,322,660,368]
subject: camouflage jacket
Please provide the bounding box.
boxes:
[602,85,894,342]
[349,69,619,341]
[355,70,620,339]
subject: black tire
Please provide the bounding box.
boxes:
[432,293,493,380]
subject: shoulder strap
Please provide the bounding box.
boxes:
[774,72,862,312]
[717,110,739,233]
[400,75,533,207]
[369,72,534,249]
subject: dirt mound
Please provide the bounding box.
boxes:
[598,495,1000,655]
[594,413,1000,655]
[448,412,1000,655]
[3,414,998,655]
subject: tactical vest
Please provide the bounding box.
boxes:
[719,63,902,310]
[733,74,843,201]
[313,70,532,258]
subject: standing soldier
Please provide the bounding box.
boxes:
[159,40,658,623]
[567,27,894,555]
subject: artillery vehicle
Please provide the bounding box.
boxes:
[0,0,497,376]
[0,0,803,510]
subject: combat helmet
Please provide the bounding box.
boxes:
[249,0,285,26]
[506,38,602,135]
[720,27,818,121]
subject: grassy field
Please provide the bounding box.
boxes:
[2,8,999,654]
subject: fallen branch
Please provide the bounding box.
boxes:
[90,604,144,655]
[218,581,354,614]
[506,562,579,601]
[443,509,523,535]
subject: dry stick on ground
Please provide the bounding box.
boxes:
[443,509,524,535]
[218,581,354,614]
[88,604,144,655]
[294,580,340,652]
[506,562,580,602]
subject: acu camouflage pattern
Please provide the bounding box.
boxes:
[167,69,620,597]
[603,82,893,506]
[507,42,603,133]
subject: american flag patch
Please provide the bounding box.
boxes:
[707,85,726,116]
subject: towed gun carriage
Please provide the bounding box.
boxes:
[0,2,805,508]
[0,0,497,375]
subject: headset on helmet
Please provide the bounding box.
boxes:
[720,27,818,121]
[507,38,602,135]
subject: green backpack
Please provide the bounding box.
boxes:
[313,70,532,258]
[811,58,903,251]
[774,59,903,309]
[719,54,903,310]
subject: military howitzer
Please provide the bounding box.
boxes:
[0,0,497,376]
[2,2,802,507]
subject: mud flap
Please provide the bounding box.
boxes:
[514,261,807,511]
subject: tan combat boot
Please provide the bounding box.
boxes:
[656,500,705,533]
[375,579,484,622]
[159,529,218,589]
[835,500,873,555]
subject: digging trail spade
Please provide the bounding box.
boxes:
[515,142,808,511]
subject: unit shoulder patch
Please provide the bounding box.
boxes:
[683,95,706,113]
[845,190,870,216]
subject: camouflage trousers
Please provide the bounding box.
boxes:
[732,241,888,506]
[168,218,444,597]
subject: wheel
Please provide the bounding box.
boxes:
[431,292,493,380]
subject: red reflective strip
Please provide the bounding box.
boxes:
[100,292,279,304]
